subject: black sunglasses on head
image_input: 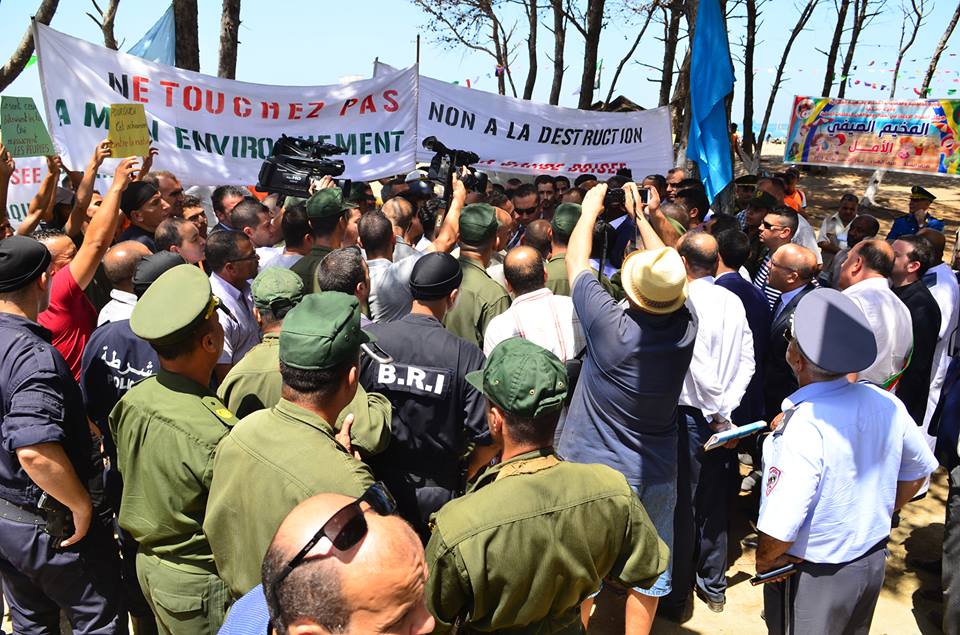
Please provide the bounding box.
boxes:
[269,482,396,604]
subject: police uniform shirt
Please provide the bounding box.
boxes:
[0,313,97,507]
[360,313,488,532]
[887,213,945,241]
[758,378,937,563]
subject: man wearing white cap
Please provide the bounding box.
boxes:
[558,182,697,634]
[756,289,937,634]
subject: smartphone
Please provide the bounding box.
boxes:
[639,188,649,205]
[749,563,797,586]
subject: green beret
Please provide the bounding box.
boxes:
[459,203,499,244]
[130,264,218,346]
[252,267,304,312]
[279,292,372,370]
[465,337,567,418]
[305,187,358,219]
[550,203,582,239]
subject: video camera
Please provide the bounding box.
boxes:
[422,136,488,202]
[256,135,351,198]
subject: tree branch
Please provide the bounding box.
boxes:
[0,0,60,92]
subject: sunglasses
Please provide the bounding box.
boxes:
[515,205,538,215]
[269,482,396,605]
[227,254,259,264]
[761,220,785,230]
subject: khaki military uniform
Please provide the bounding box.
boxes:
[545,253,620,299]
[443,257,510,347]
[425,448,668,634]
[204,398,378,598]
[109,369,238,635]
[289,244,332,292]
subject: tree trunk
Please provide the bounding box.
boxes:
[522,0,538,99]
[173,0,200,72]
[821,0,851,96]
[0,0,60,93]
[921,3,959,93]
[659,0,682,107]
[577,0,606,109]
[217,0,241,79]
[741,0,757,160]
[753,0,819,168]
[671,50,691,166]
[87,0,120,50]
[548,0,566,105]
[605,3,657,107]
[837,0,868,98]
[493,19,506,95]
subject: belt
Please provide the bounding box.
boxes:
[0,496,45,527]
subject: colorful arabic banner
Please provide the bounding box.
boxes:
[784,96,960,176]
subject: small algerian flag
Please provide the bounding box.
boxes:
[948,89,957,95]
[24,55,37,69]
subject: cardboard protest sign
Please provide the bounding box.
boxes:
[0,96,55,158]
[109,103,152,157]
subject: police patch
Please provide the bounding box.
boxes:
[372,362,453,399]
[765,467,781,496]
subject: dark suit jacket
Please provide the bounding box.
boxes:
[716,272,772,424]
[764,283,816,420]
[893,280,941,424]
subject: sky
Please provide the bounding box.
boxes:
[0,0,958,134]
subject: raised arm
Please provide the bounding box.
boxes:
[566,182,606,282]
[64,140,112,238]
[68,157,138,290]
[428,172,466,254]
[0,143,14,221]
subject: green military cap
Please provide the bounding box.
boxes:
[279,292,373,370]
[910,185,936,202]
[550,203,582,239]
[252,267,304,312]
[465,338,567,418]
[305,187,358,219]
[131,264,219,346]
[459,202,499,243]
[284,195,306,208]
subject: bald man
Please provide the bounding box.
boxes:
[221,491,435,635]
[483,246,584,362]
[486,207,517,289]
[764,244,819,420]
[382,197,422,261]
[522,219,553,260]
[98,240,152,325]
[839,240,914,387]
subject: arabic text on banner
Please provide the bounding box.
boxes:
[783,96,960,177]
[34,24,418,186]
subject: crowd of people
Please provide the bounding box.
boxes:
[0,136,957,635]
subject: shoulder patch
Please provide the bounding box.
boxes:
[201,396,239,427]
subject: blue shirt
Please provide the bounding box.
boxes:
[0,313,97,507]
[887,213,945,240]
[218,584,269,635]
[758,378,938,564]
[558,271,697,486]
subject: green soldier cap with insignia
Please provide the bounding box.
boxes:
[279,292,373,370]
[131,264,220,346]
[304,187,358,219]
[252,267,304,316]
[551,203,582,240]
[465,337,567,418]
[459,202,500,243]
[910,185,936,202]
[748,190,777,210]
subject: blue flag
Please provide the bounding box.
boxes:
[688,0,734,203]
[127,5,176,66]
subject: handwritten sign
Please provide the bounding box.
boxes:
[0,96,55,158]
[784,96,960,176]
[108,103,151,157]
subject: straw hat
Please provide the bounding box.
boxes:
[620,247,688,314]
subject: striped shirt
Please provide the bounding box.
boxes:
[753,255,782,309]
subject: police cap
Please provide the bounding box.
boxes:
[734,174,759,186]
[0,235,51,293]
[748,191,777,210]
[792,288,877,374]
[132,252,186,298]
[465,338,568,418]
[910,185,936,202]
[279,292,373,370]
[409,252,462,300]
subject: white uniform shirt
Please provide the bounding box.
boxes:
[758,378,937,563]
[817,213,854,250]
[209,272,261,365]
[483,288,585,362]
[97,289,137,326]
[923,262,960,436]
[842,277,913,387]
[679,277,755,421]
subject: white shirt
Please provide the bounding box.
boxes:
[260,252,303,270]
[842,277,913,387]
[679,277,755,421]
[923,262,960,435]
[97,289,137,326]
[367,254,422,323]
[793,216,823,264]
[209,272,261,365]
[817,213,854,249]
[483,288,585,362]
[758,378,937,563]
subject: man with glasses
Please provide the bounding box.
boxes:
[753,207,800,309]
[220,490,435,635]
[206,231,262,382]
[110,264,238,634]
[425,338,668,633]
[182,195,210,238]
[205,292,384,599]
[507,183,540,249]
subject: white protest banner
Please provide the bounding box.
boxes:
[34,24,418,186]
[4,157,46,227]
[413,76,672,179]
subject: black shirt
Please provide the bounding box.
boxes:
[0,313,97,507]
[893,280,942,424]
